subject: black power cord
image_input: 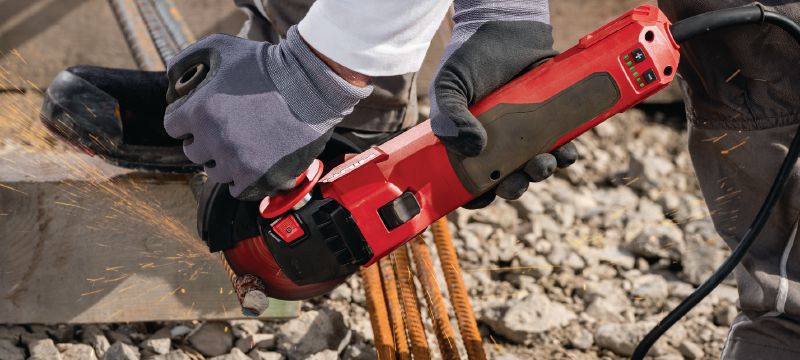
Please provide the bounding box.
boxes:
[632,5,800,359]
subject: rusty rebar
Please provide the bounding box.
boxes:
[379,258,411,360]
[409,235,461,360]
[361,265,396,360]
[431,218,486,360]
[218,253,269,317]
[153,0,197,45]
[108,0,166,71]
[392,246,432,360]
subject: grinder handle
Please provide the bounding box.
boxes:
[451,72,622,195]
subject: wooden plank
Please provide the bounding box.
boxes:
[0,149,298,324]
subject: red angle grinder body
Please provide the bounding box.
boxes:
[212,5,681,300]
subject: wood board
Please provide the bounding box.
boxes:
[0,150,298,324]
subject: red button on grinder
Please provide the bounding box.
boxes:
[271,215,305,244]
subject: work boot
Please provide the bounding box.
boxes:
[41,65,197,172]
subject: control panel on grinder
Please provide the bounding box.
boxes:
[618,32,675,92]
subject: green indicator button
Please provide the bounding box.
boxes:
[630,66,636,71]
[636,77,641,82]
[624,55,630,60]
[633,72,639,77]
[639,83,646,88]
[626,61,633,66]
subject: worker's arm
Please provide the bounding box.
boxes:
[430,0,577,205]
[297,0,453,76]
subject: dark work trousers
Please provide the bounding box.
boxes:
[661,1,800,358]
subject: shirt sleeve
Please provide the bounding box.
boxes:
[297,0,453,77]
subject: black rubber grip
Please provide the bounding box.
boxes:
[451,72,621,195]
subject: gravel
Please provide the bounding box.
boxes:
[103,342,140,360]
[277,308,348,359]
[208,347,250,360]
[150,350,191,360]
[0,339,25,360]
[481,294,577,344]
[1,111,736,359]
[81,325,110,358]
[595,322,665,357]
[188,322,234,357]
[714,304,739,327]
[27,338,61,360]
[679,340,705,359]
[58,343,96,360]
[141,328,170,355]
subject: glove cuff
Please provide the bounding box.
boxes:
[266,26,374,134]
[453,0,550,26]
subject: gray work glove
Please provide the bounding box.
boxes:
[164,27,372,201]
[431,0,578,209]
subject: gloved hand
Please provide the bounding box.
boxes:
[164,27,372,201]
[431,0,578,208]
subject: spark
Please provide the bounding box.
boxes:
[623,176,640,186]
[489,335,503,352]
[702,133,728,143]
[158,286,183,302]
[54,201,90,210]
[117,284,136,293]
[188,269,201,281]
[80,289,105,297]
[0,183,28,196]
[2,58,214,305]
[715,190,743,202]
[185,302,196,317]
[725,69,741,83]
[10,49,26,64]
[25,80,41,91]
[721,137,749,154]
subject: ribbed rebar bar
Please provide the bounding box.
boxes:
[107,0,165,70]
[154,0,196,45]
[362,265,396,360]
[136,0,180,61]
[409,236,461,360]
[431,218,486,360]
[380,258,411,360]
[218,253,269,317]
[392,246,432,360]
